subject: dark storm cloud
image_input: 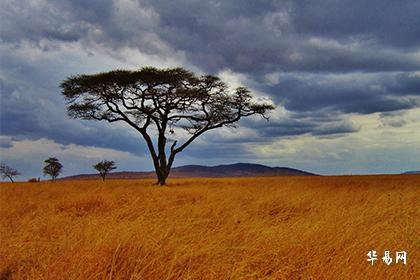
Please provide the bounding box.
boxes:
[312,121,360,136]
[0,0,163,55]
[389,74,420,96]
[1,0,420,164]
[0,78,147,155]
[242,117,360,139]
[182,141,254,160]
[291,0,420,49]
[0,0,91,44]
[139,0,420,73]
[3,0,420,74]
[0,137,13,149]
[3,0,420,76]
[255,72,420,115]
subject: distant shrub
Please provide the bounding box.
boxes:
[28,178,39,183]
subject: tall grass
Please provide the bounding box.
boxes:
[0,175,419,279]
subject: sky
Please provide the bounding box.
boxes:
[1,0,420,180]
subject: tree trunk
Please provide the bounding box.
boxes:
[154,166,169,186]
[158,175,166,186]
[143,129,174,186]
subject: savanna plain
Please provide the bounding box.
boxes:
[0,175,419,279]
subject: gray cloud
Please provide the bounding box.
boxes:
[312,121,360,136]
[1,0,420,176]
[291,0,420,49]
[380,118,407,128]
[244,117,360,139]
[0,137,13,148]
[255,72,420,115]
[389,74,420,96]
[0,0,165,56]
[3,0,420,74]
[0,76,148,156]
[379,111,409,128]
[137,0,420,73]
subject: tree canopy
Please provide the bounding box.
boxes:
[93,160,117,181]
[43,157,63,182]
[61,67,274,185]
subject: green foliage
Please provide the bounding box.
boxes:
[43,157,63,182]
[93,160,117,181]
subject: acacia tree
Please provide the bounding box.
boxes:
[43,157,63,182]
[61,67,274,185]
[0,164,20,183]
[93,160,117,181]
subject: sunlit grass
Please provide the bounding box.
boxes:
[0,175,419,279]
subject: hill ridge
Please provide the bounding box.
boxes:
[403,170,420,174]
[63,163,316,180]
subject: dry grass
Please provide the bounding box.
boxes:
[0,175,419,279]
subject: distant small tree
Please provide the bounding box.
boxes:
[43,157,63,182]
[93,160,117,181]
[0,164,20,183]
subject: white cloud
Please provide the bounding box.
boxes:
[250,109,420,174]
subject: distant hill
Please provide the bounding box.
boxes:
[62,163,317,180]
[403,170,420,174]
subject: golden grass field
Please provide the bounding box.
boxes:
[0,175,419,279]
